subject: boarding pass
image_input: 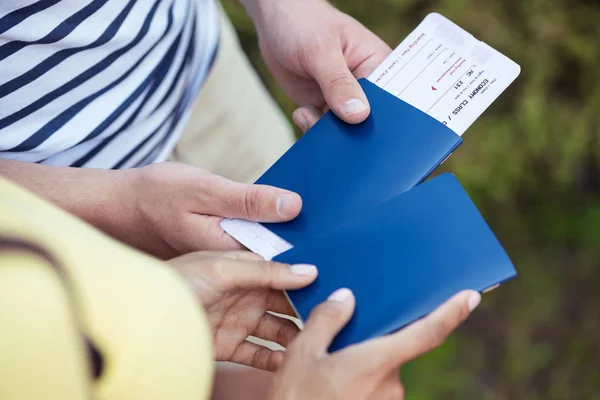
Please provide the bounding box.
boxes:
[369,13,520,135]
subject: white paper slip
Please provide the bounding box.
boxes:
[368,13,520,135]
[221,218,292,260]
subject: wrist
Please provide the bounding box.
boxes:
[238,0,268,30]
[0,159,145,251]
[240,0,329,32]
[78,168,142,242]
[120,164,177,259]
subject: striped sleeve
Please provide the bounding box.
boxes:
[0,0,219,169]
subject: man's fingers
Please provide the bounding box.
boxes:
[253,313,301,347]
[292,288,355,355]
[198,175,302,222]
[216,259,318,291]
[191,215,246,251]
[292,105,324,133]
[350,36,392,79]
[229,340,286,372]
[306,50,370,124]
[361,290,481,371]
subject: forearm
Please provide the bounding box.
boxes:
[0,159,138,245]
[238,0,327,28]
[239,0,330,20]
[237,0,267,25]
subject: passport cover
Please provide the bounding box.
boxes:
[258,78,462,245]
[274,173,517,352]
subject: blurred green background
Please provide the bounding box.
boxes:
[221,0,600,398]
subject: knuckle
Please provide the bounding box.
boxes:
[327,69,355,89]
[257,260,276,286]
[243,186,265,220]
[292,108,305,122]
[300,37,334,61]
[277,320,298,345]
[251,347,268,369]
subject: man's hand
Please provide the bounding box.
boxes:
[123,162,302,259]
[241,0,392,131]
[0,159,301,259]
[168,250,317,371]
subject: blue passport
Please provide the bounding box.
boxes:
[274,174,516,352]
[259,78,462,245]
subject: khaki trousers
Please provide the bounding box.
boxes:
[170,6,295,184]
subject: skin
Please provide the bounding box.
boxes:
[168,251,481,399]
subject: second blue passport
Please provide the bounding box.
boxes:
[274,174,517,352]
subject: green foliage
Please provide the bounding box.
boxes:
[222,0,600,397]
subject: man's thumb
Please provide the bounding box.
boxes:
[308,50,370,124]
[210,181,302,222]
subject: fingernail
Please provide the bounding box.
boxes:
[328,288,353,303]
[293,112,308,132]
[276,193,299,217]
[342,98,368,116]
[290,264,317,276]
[468,292,482,312]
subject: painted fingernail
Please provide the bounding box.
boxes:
[468,292,482,312]
[276,193,300,217]
[328,288,353,303]
[293,112,308,132]
[290,264,317,276]
[342,98,368,116]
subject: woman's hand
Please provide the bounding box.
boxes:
[168,250,317,371]
[268,288,481,399]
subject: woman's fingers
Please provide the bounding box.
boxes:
[252,313,301,347]
[291,288,355,355]
[266,290,298,316]
[229,340,286,372]
[359,290,481,372]
[169,250,316,292]
[214,258,318,291]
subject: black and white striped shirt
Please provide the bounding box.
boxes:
[0,0,219,168]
